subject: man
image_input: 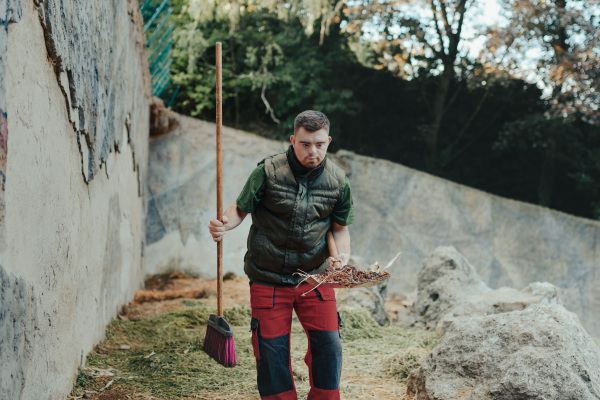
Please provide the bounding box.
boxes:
[208,110,354,400]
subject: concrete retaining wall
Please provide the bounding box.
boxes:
[0,0,150,398]
[341,150,600,337]
[146,115,600,337]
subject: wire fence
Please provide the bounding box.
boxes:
[139,0,179,106]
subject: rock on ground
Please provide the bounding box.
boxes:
[149,96,179,137]
[397,246,562,335]
[337,282,390,326]
[407,304,600,400]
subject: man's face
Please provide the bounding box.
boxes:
[290,127,332,168]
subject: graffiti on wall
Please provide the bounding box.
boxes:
[1,17,8,192]
[1,0,22,251]
[1,0,22,192]
[0,0,22,192]
[0,110,6,190]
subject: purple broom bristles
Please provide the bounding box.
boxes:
[203,315,237,367]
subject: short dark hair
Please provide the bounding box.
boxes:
[294,110,330,134]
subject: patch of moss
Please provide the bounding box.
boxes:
[72,368,94,390]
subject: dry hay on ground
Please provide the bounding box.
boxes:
[70,272,436,400]
[119,273,250,320]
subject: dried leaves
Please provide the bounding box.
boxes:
[296,264,391,295]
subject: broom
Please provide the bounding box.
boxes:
[203,42,236,367]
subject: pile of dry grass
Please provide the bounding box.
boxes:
[70,274,438,400]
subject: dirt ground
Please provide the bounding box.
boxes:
[70,272,414,400]
[118,272,251,321]
[119,271,406,322]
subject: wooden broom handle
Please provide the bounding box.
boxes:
[216,42,223,317]
[327,231,342,269]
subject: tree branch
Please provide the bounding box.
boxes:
[443,82,463,112]
[416,28,443,58]
[444,103,506,166]
[451,85,491,149]
[438,0,453,41]
[261,78,280,124]
[452,0,468,54]
[430,0,448,57]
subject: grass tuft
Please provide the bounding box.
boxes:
[376,345,433,380]
[223,304,252,326]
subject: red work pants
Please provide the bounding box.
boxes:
[250,282,342,400]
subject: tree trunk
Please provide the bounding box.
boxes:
[426,60,454,171]
[538,142,556,207]
[551,0,568,99]
[424,0,468,172]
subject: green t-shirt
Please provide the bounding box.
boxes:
[236,164,355,226]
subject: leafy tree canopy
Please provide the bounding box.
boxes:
[164,0,600,220]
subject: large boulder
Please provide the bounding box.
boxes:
[149,96,179,137]
[337,282,390,326]
[397,246,562,335]
[406,304,600,399]
[335,253,391,326]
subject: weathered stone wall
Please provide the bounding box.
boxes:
[0,0,150,398]
[146,116,285,277]
[146,115,600,337]
[342,150,600,337]
[0,0,22,252]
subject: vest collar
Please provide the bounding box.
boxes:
[287,145,327,182]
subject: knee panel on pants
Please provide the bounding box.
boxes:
[308,330,343,390]
[251,317,295,397]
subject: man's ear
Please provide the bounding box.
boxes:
[328,136,332,143]
[290,135,295,146]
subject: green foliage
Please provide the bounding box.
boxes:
[494,114,600,215]
[163,0,600,220]
[168,1,360,140]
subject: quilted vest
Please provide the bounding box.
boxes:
[243,151,346,285]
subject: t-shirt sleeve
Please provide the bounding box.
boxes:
[236,165,266,214]
[332,177,355,226]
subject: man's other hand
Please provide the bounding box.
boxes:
[328,253,350,269]
[208,215,229,242]
[337,253,350,266]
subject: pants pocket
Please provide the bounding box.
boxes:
[250,283,276,309]
[312,286,336,302]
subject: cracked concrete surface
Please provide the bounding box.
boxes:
[1,0,150,398]
[35,0,150,184]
